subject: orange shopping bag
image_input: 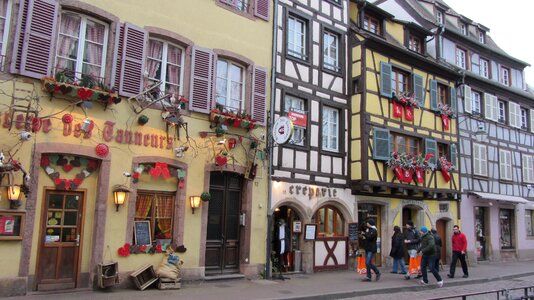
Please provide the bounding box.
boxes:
[408,256,422,275]
[357,255,367,275]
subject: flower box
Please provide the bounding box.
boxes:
[42,78,121,109]
[209,111,257,130]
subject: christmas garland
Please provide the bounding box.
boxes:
[132,162,186,188]
[40,154,98,190]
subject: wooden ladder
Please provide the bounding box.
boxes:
[9,80,39,131]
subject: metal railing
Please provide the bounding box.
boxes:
[427,285,534,300]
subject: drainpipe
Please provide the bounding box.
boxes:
[265,0,279,280]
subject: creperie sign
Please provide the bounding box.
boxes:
[287,111,307,127]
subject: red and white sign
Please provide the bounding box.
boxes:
[287,111,307,127]
[272,117,294,145]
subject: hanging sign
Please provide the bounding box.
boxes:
[272,117,294,145]
[287,111,307,127]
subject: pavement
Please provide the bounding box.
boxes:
[11,260,534,300]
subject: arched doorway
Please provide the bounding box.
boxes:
[402,205,424,263]
[358,203,382,265]
[436,219,448,264]
[311,205,347,271]
[272,205,303,272]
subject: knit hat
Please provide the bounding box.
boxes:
[420,226,428,233]
[367,219,375,226]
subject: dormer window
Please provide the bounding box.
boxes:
[478,31,485,43]
[363,14,381,35]
[436,11,443,25]
[408,34,423,54]
[460,23,467,36]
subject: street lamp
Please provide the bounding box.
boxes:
[474,123,488,143]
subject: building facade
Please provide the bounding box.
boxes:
[0,0,271,296]
[270,0,353,273]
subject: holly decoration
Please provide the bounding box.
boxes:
[41,154,98,190]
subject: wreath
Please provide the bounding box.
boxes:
[40,154,98,190]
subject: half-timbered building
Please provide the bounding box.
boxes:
[270,0,353,273]
[375,0,534,263]
[348,0,461,267]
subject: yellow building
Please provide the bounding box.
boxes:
[349,1,460,266]
[0,0,271,295]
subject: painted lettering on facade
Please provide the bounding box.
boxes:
[285,184,338,200]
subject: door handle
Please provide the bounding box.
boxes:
[75,234,80,246]
[221,235,225,245]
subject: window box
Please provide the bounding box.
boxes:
[209,108,257,130]
[42,77,121,109]
[387,152,434,183]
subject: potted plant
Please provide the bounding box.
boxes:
[200,192,211,202]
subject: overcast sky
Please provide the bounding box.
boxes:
[444,0,534,86]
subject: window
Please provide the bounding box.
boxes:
[521,108,528,129]
[460,23,467,35]
[438,143,449,158]
[499,209,513,249]
[216,58,245,112]
[390,133,421,155]
[523,154,534,183]
[438,83,449,105]
[478,31,485,43]
[0,0,11,70]
[363,14,380,35]
[500,66,511,86]
[408,34,423,54]
[436,11,443,25]
[146,39,184,99]
[499,149,512,180]
[287,15,307,60]
[313,205,344,237]
[322,106,339,152]
[135,191,175,243]
[323,30,340,72]
[479,58,489,79]
[473,143,487,176]
[391,68,410,96]
[55,12,109,80]
[217,0,269,20]
[526,210,534,237]
[498,100,506,123]
[284,95,306,146]
[456,47,467,69]
[472,91,481,114]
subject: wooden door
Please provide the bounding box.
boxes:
[205,172,242,275]
[36,191,84,291]
[436,219,447,264]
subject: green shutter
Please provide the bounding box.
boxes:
[450,143,457,168]
[413,73,424,107]
[425,138,437,165]
[449,86,457,117]
[380,62,392,98]
[373,127,390,161]
[430,80,438,111]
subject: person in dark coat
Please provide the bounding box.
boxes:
[272,219,290,270]
[390,225,407,274]
[431,228,442,273]
[404,220,421,280]
[418,226,443,287]
[361,219,381,281]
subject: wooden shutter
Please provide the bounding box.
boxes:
[450,143,457,168]
[484,93,498,121]
[479,144,487,176]
[463,85,472,114]
[425,138,437,165]
[523,155,531,183]
[119,23,147,97]
[10,0,29,73]
[189,47,213,114]
[413,73,424,107]
[530,109,534,133]
[430,79,438,111]
[15,0,59,78]
[449,86,457,116]
[499,150,512,180]
[252,66,267,126]
[110,22,125,90]
[473,144,481,175]
[508,102,517,128]
[380,62,392,98]
[372,127,390,161]
[254,0,270,21]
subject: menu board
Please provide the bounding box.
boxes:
[134,221,152,245]
[348,223,359,241]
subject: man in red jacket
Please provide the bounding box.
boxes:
[447,225,469,278]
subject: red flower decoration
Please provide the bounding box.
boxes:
[62,113,73,124]
[132,172,140,179]
[54,178,62,185]
[40,155,50,167]
[95,143,109,157]
[139,245,147,252]
[77,88,93,101]
[156,244,162,253]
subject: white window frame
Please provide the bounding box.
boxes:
[501,66,510,86]
[0,0,12,71]
[287,15,307,60]
[215,58,245,112]
[322,106,339,152]
[473,143,488,176]
[323,30,340,72]
[499,149,512,181]
[146,38,185,102]
[479,58,489,79]
[456,48,466,69]
[55,12,109,79]
[522,154,534,184]
[436,11,443,25]
[484,93,499,122]
[284,95,306,146]
[460,23,467,35]
[479,31,485,43]
[521,108,528,129]
[472,91,481,114]
[498,100,506,123]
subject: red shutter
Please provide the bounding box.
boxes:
[16,0,59,78]
[110,22,124,90]
[119,23,147,97]
[254,0,270,21]
[189,47,213,114]
[251,66,267,126]
[10,0,29,74]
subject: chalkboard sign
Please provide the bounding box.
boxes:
[348,222,359,241]
[134,221,152,245]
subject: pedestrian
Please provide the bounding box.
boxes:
[404,220,421,280]
[431,228,442,273]
[390,225,407,274]
[418,226,444,288]
[447,225,469,278]
[361,219,381,281]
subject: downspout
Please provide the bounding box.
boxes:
[265,0,279,280]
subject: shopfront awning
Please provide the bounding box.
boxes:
[470,192,529,204]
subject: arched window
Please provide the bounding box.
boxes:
[313,205,344,237]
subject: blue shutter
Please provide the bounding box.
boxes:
[425,138,437,165]
[430,80,438,111]
[373,128,390,161]
[413,73,424,107]
[449,86,457,117]
[380,62,392,98]
[450,144,457,168]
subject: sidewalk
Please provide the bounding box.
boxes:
[15,260,534,300]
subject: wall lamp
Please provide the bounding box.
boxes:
[190,196,201,214]
[112,185,131,212]
[7,185,22,209]
[474,122,488,143]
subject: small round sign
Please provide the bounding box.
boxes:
[272,116,294,145]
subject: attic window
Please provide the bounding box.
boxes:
[478,31,485,43]
[436,11,443,25]
[460,23,467,36]
[363,14,381,35]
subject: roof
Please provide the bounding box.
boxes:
[470,192,528,204]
